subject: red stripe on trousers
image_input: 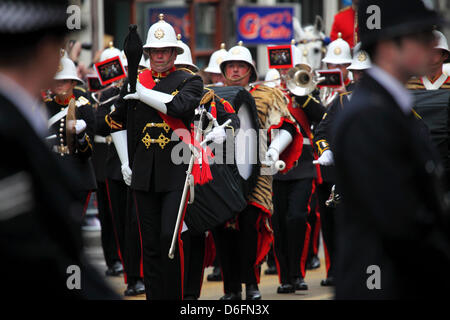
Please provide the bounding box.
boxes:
[132,192,145,280]
[81,191,92,217]
[105,179,125,282]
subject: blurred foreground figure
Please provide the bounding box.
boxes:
[333,0,450,299]
[0,0,118,299]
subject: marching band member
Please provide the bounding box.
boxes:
[106,15,204,300]
[95,44,147,296]
[313,43,371,287]
[213,42,303,300]
[204,43,228,86]
[407,30,450,185]
[45,53,97,215]
[272,44,326,294]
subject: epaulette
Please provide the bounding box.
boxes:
[177,67,196,75]
[74,86,86,93]
[77,96,90,106]
[44,97,53,103]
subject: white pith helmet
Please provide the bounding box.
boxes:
[54,50,83,84]
[143,13,184,55]
[220,41,258,83]
[322,32,352,65]
[174,34,199,72]
[205,43,228,74]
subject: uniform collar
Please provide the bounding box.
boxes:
[367,65,413,115]
[54,94,75,106]
[422,71,448,90]
[151,67,176,79]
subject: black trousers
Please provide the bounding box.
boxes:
[96,181,120,268]
[107,179,142,281]
[134,188,184,300]
[307,187,321,260]
[182,230,205,299]
[317,181,336,278]
[213,205,260,294]
[272,178,313,283]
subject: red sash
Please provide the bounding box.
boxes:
[138,69,213,185]
[286,95,323,184]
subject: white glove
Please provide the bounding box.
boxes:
[67,119,87,135]
[205,126,227,144]
[124,82,172,114]
[265,148,279,164]
[121,162,132,186]
[313,149,334,166]
[74,120,87,135]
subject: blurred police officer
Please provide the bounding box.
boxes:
[333,0,450,299]
[0,0,117,299]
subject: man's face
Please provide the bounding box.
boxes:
[327,63,350,81]
[351,70,364,82]
[224,61,252,87]
[210,73,225,84]
[148,47,176,72]
[428,49,449,72]
[393,31,438,77]
[51,79,75,96]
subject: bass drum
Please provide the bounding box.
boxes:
[184,86,260,234]
[210,86,260,197]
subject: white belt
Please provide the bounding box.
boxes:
[303,138,311,145]
[94,135,112,144]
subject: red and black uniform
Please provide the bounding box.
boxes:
[107,67,203,300]
[330,6,359,48]
[96,83,144,289]
[272,90,325,288]
[45,91,97,214]
[182,87,240,300]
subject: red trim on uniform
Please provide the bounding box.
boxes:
[323,239,331,277]
[132,192,145,279]
[267,117,303,174]
[105,179,126,283]
[312,196,321,255]
[287,96,323,184]
[139,70,214,185]
[272,239,283,284]
[300,223,311,279]
[55,94,75,106]
[307,180,321,255]
[176,192,189,300]
[81,191,92,218]
[247,202,274,284]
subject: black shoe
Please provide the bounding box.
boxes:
[207,266,222,282]
[277,283,295,294]
[306,255,321,270]
[105,261,124,277]
[293,278,308,291]
[246,284,262,300]
[124,279,145,296]
[264,265,278,275]
[320,277,335,287]
[219,292,242,300]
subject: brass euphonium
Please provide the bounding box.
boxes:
[285,63,325,96]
